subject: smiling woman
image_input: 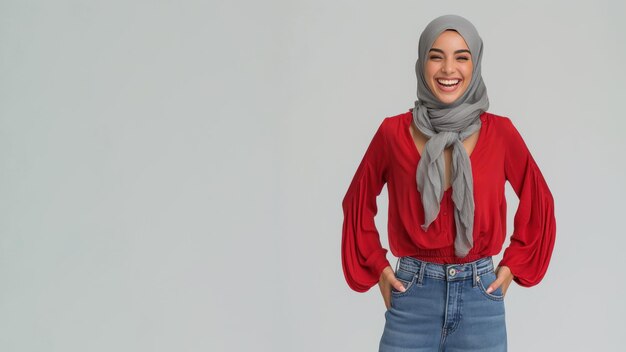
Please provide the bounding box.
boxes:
[341,14,556,352]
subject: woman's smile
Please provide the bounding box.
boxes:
[435,78,463,92]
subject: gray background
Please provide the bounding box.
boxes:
[1,0,624,351]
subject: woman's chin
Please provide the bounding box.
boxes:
[434,89,468,104]
[436,94,461,104]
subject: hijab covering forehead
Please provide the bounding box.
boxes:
[411,14,489,258]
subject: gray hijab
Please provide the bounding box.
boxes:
[412,14,489,258]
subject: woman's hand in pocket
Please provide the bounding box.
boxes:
[486,265,514,298]
[378,266,406,310]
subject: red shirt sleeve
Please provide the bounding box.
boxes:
[341,119,392,292]
[496,118,557,287]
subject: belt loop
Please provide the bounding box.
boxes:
[417,259,426,285]
[472,260,478,287]
[395,257,401,273]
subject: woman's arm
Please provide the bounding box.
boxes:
[496,118,557,288]
[341,118,392,293]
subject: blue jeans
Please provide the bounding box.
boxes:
[379,256,507,352]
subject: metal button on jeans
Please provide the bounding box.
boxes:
[448,268,456,276]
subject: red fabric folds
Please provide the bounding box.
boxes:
[496,119,557,287]
[341,120,392,292]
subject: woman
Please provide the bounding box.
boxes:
[341,14,556,351]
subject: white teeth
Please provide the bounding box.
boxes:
[437,79,460,86]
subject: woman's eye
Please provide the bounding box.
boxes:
[429,56,442,60]
[458,56,469,61]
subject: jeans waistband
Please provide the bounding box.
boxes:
[396,255,495,282]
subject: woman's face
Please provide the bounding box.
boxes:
[424,30,473,104]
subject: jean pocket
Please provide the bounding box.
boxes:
[477,270,504,301]
[391,268,417,297]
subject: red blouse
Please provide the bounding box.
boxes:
[341,109,556,292]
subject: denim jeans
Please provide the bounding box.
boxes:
[379,256,507,352]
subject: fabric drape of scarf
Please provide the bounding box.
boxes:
[412,14,490,258]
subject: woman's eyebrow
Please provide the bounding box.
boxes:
[429,48,471,55]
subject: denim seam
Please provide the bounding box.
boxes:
[449,282,464,335]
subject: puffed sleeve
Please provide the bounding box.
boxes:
[497,118,557,288]
[341,118,392,293]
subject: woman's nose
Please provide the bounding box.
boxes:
[441,59,455,74]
